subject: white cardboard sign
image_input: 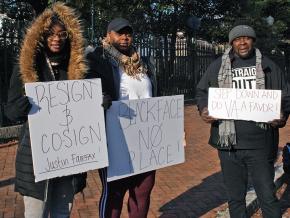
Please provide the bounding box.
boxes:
[25,79,108,182]
[208,88,281,122]
[106,95,185,181]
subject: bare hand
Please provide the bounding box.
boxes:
[183,131,187,147]
[200,107,216,124]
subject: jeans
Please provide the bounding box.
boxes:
[218,149,281,218]
[23,177,74,218]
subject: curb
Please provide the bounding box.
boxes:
[0,177,15,188]
[0,124,22,143]
[0,140,18,149]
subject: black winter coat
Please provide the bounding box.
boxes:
[86,47,158,100]
[6,62,87,200]
[5,3,87,201]
[196,50,286,150]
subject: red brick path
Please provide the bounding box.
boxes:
[1,105,290,218]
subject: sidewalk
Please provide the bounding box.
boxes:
[1,105,290,218]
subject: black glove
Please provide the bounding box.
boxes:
[102,94,112,110]
[5,96,32,121]
[269,113,288,128]
[16,96,32,114]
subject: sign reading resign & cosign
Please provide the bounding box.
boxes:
[25,79,108,182]
[208,88,281,122]
[106,95,185,182]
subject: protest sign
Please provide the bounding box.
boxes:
[208,88,281,122]
[106,95,185,182]
[25,79,108,182]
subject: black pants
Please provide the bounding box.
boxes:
[218,149,281,218]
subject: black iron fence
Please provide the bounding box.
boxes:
[135,35,290,101]
[135,35,223,99]
[2,31,290,127]
[1,12,290,127]
[0,31,223,126]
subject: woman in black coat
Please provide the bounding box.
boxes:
[5,3,87,217]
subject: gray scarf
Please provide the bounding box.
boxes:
[217,47,266,147]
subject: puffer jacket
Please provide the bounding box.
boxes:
[5,2,87,200]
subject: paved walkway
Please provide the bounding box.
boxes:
[1,105,290,218]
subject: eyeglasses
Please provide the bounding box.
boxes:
[47,31,68,40]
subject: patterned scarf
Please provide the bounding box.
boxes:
[217,47,266,147]
[102,38,147,79]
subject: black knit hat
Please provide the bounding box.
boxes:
[229,25,256,44]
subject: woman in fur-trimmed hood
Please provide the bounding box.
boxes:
[5,2,87,217]
[20,2,87,83]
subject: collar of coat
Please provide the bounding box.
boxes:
[19,2,87,83]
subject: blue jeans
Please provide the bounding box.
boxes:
[24,177,74,218]
[44,177,74,218]
[218,149,281,218]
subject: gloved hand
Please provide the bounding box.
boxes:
[102,94,112,110]
[5,96,32,121]
[16,96,32,115]
[269,113,287,128]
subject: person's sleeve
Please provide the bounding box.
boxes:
[148,56,159,97]
[266,59,290,126]
[85,50,109,94]
[85,50,100,79]
[271,58,290,115]
[196,59,219,112]
[85,49,113,110]
[276,64,289,127]
[282,80,290,115]
[5,65,31,122]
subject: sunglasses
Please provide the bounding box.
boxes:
[47,31,68,40]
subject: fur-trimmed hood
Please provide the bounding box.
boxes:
[19,2,87,83]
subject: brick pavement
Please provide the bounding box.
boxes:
[1,105,290,218]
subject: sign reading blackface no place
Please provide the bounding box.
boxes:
[25,79,108,182]
[106,95,185,182]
